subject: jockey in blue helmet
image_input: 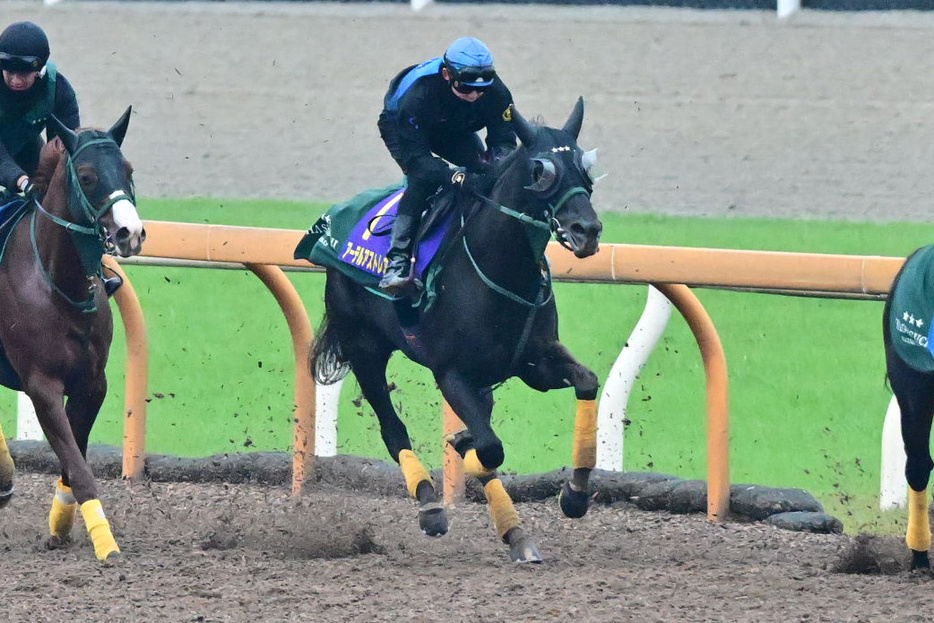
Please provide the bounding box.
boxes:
[0,21,121,296]
[376,37,517,295]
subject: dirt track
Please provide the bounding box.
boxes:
[8,1,934,221]
[3,472,933,623]
[4,2,934,621]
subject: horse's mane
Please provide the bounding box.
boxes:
[32,137,65,195]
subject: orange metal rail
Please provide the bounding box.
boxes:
[109,221,904,518]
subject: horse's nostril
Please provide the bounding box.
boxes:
[140,228,147,243]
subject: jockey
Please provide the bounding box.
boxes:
[377,36,517,294]
[0,21,121,296]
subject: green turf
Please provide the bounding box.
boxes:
[4,197,932,535]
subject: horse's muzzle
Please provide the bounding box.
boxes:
[113,226,146,257]
[565,220,603,258]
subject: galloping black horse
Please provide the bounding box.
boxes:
[0,108,144,561]
[312,98,603,562]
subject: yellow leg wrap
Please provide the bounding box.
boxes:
[572,399,598,470]
[464,449,495,479]
[80,499,120,560]
[398,449,432,498]
[484,478,521,542]
[907,487,932,553]
[0,421,14,491]
[49,478,78,538]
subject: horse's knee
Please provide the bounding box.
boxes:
[476,442,504,471]
[906,454,934,493]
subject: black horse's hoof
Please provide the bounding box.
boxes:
[45,534,72,550]
[508,535,543,564]
[0,487,12,509]
[911,549,930,571]
[418,502,449,537]
[559,481,590,519]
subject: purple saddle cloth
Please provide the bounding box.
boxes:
[294,184,457,290]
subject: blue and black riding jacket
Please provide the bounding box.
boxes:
[379,57,516,190]
[0,62,80,190]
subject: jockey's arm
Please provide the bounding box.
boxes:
[0,141,26,192]
[46,73,80,140]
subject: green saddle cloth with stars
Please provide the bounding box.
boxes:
[889,243,934,373]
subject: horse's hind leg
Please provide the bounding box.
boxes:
[349,349,448,537]
[0,419,14,507]
[29,377,120,560]
[886,349,934,571]
[518,341,600,519]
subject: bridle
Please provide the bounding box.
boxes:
[30,135,134,312]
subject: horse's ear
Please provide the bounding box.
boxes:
[561,96,585,140]
[108,106,132,147]
[511,105,538,148]
[49,114,78,154]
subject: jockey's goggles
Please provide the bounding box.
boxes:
[0,53,43,72]
[453,81,490,95]
[452,67,496,86]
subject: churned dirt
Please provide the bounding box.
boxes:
[1,472,931,623]
[3,2,934,621]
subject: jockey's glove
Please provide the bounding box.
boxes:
[17,176,37,199]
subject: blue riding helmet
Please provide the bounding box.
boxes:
[443,37,496,88]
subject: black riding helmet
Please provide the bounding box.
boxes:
[0,21,50,73]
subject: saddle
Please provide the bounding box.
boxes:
[294,183,461,299]
[0,197,34,390]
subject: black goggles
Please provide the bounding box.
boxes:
[453,81,489,95]
[0,52,43,72]
[453,67,496,86]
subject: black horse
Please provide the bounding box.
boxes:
[0,108,144,561]
[882,244,934,572]
[311,98,603,562]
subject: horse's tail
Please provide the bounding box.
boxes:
[311,312,351,385]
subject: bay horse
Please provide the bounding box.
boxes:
[883,243,934,571]
[312,98,603,562]
[0,107,144,561]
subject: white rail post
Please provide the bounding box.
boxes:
[16,392,43,441]
[777,0,800,19]
[411,0,433,12]
[880,395,907,510]
[596,286,673,472]
[314,379,342,457]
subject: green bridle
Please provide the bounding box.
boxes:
[30,136,134,312]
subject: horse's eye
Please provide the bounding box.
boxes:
[79,172,98,189]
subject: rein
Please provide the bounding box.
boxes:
[29,136,129,313]
[461,182,590,382]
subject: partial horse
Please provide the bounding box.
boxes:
[883,244,934,572]
[0,107,144,561]
[309,98,603,562]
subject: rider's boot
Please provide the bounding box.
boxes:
[103,275,124,297]
[379,214,420,295]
